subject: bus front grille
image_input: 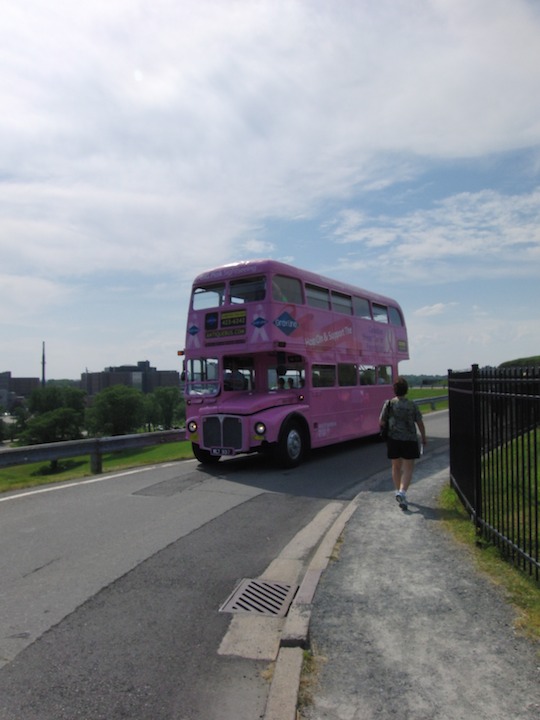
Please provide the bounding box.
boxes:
[223,417,242,448]
[202,417,221,446]
[202,416,243,450]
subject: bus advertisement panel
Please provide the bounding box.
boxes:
[182,259,408,467]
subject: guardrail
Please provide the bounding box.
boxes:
[0,398,447,476]
[414,395,448,410]
[0,429,186,474]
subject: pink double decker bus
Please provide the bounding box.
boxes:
[182,259,409,467]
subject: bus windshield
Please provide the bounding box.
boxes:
[185,357,220,396]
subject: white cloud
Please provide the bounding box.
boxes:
[2,1,540,377]
[1,1,540,284]
[0,274,71,324]
[330,188,540,281]
[415,303,456,317]
[241,238,276,255]
[403,311,540,375]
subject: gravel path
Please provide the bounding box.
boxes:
[303,452,540,719]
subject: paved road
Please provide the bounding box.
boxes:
[0,415,448,719]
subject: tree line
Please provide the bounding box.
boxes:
[0,385,186,446]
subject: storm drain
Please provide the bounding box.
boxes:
[219,579,298,618]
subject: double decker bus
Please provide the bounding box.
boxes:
[182,259,409,467]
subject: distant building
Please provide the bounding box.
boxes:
[81,360,180,398]
[0,371,40,410]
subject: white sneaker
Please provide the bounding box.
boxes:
[395,492,407,509]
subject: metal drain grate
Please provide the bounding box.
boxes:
[219,579,297,618]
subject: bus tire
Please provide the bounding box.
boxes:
[192,443,220,464]
[276,419,306,468]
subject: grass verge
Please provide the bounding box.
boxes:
[438,484,540,643]
[0,441,195,494]
[408,387,448,412]
[297,647,327,716]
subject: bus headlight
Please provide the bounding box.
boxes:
[254,421,266,436]
[187,420,198,433]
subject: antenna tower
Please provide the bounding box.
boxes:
[41,341,46,387]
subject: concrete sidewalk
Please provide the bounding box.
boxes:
[284,449,539,719]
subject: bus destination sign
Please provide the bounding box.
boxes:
[205,310,247,340]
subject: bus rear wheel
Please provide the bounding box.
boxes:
[192,443,220,464]
[276,420,305,468]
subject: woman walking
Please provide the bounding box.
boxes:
[380,377,427,509]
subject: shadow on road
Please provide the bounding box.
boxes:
[189,435,449,502]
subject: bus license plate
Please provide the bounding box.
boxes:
[211,448,232,456]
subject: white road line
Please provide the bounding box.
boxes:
[0,463,183,503]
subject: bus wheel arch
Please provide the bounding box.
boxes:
[275,414,310,468]
[192,443,221,465]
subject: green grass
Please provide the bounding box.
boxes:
[439,484,540,644]
[0,441,195,494]
[408,387,448,412]
[481,429,540,564]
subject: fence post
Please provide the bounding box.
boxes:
[90,438,103,475]
[471,364,483,537]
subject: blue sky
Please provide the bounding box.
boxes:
[1,0,539,380]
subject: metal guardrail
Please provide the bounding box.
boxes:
[414,395,448,410]
[0,429,186,474]
[0,397,447,475]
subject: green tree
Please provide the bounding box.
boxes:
[20,407,83,445]
[86,385,145,436]
[18,386,86,446]
[11,405,29,438]
[499,355,540,368]
[153,386,182,430]
[28,385,85,416]
[143,393,161,431]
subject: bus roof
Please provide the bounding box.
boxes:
[192,258,403,311]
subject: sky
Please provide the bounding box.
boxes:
[1,0,540,381]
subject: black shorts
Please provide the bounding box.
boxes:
[387,438,420,460]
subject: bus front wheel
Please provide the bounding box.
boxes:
[276,420,305,468]
[192,443,220,464]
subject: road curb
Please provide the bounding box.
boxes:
[263,496,360,720]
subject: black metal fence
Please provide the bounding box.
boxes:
[448,365,539,579]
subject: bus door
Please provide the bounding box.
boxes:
[309,363,343,444]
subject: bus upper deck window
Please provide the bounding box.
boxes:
[354,296,372,319]
[372,303,389,323]
[272,275,303,304]
[306,284,330,310]
[331,291,353,315]
[388,307,404,326]
[192,284,225,310]
[230,276,266,304]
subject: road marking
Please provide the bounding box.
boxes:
[0,463,184,503]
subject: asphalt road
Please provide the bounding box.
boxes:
[0,415,448,719]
